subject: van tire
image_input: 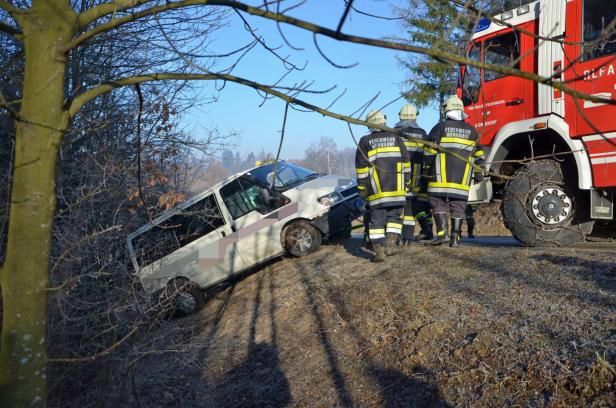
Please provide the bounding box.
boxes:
[501,159,593,246]
[166,278,205,317]
[284,220,322,257]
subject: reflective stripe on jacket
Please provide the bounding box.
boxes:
[355,130,411,208]
[394,120,428,198]
[424,119,482,200]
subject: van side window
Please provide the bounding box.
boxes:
[582,1,616,60]
[484,31,520,82]
[132,194,224,267]
[220,177,284,219]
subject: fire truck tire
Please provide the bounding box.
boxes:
[501,159,593,247]
[284,220,322,257]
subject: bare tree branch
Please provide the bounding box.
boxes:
[69,0,616,106]
[0,20,20,37]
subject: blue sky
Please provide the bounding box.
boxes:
[182,0,441,159]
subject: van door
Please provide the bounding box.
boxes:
[219,176,292,266]
[132,193,244,290]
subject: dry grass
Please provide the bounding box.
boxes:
[115,227,616,408]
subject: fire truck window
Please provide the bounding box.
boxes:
[462,45,481,105]
[484,32,520,82]
[582,1,616,60]
[131,194,225,267]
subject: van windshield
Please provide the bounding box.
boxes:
[246,162,319,190]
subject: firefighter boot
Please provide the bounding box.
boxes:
[401,224,415,245]
[428,213,449,246]
[414,217,434,242]
[450,218,464,247]
[371,243,385,263]
[467,217,476,238]
[385,233,402,256]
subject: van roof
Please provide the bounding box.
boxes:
[126,160,288,239]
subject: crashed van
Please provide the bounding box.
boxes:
[127,160,362,314]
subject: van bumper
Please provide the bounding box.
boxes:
[311,197,364,237]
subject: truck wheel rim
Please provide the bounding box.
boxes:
[530,187,572,225]
[291,228,312,252]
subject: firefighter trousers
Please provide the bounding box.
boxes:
[369,206,403,244]
[428,196,467,219]
[402,198,432,241]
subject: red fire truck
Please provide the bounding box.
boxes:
[460,0,616,245]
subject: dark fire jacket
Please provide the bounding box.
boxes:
[394,120,428,199]
[355,130,411,208]
[423,119,484,200]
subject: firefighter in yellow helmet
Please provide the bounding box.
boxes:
[394,104,433,244]
[355,110,411,261]
[422,96,484,247]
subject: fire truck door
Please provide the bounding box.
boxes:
[569,0,616,137]
[474,30,528,145]
[567,0,616,188]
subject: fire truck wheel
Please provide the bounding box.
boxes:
[165,278,205,317]
[501,159,593,247]
[284,220,322,257]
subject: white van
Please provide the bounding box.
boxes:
[127,160,362,314]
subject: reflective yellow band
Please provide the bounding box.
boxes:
[367,146,401,156]
[404,141,423,148]
[473,150,485,157]
[369,228,385,233]
[428,181,470,191]
[356,167,369,174]
[440,153,447,183]
[403,215,415,221]
[386,222,403,229]
[441,137,476,146]
[437,230,445,237]
[424,148,437,154]
[368,191,407,200]
[357,185,366,190]
[462,162,471,186]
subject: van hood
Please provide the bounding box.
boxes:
[293,174,356,192]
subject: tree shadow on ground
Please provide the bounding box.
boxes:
[208,341,291,408]
[531,254,616,293]
[368,364,451,408]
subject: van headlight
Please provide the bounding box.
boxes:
[318,192,343,206]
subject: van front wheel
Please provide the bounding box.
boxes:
[284,220,322,257]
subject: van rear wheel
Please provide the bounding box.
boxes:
[166,278,205,317]
[284,220,322,257]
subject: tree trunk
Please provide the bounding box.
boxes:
[0,2,73,406]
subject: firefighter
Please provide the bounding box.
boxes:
[356,109,411,262]
[423,96,484,247]
[394,104,433,244]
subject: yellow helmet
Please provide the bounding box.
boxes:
[399,104,418,120]
[443,95,465,112]
[366,109,386,127]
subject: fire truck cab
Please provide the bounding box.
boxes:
[460,0,616,245]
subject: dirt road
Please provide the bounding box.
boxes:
[129,236,615,407]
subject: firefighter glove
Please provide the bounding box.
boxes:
[357,184,369,199]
